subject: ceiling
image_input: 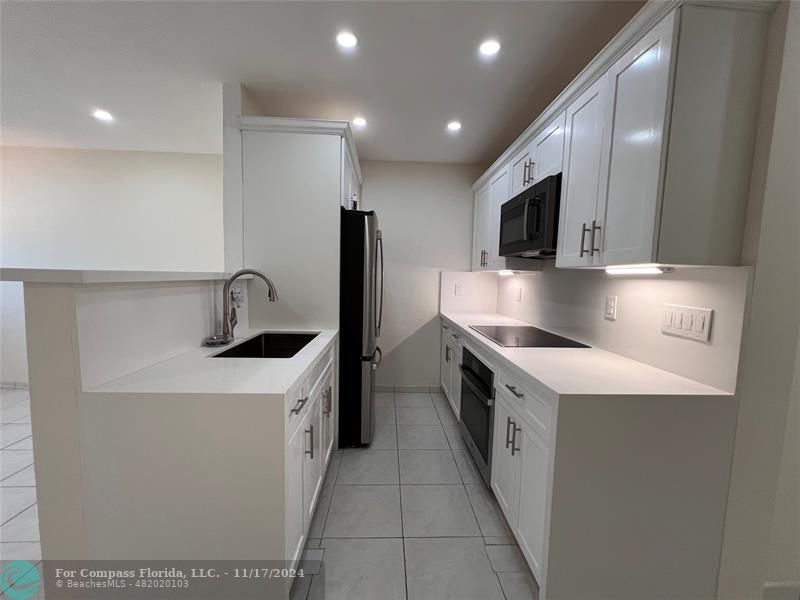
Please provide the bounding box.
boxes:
[1,1,643,164]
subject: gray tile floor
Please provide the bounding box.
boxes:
[1,388,44,599]
[293,391,539,600]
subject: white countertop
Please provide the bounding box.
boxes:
[441,312,729,397]
[87,328,338,395]
[0,268,232,284]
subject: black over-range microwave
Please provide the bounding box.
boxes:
[499,173,561,259]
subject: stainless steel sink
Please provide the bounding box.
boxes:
[212,332,319,358]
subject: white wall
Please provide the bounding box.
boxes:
[495,266,749,393]
[0,146,224,384]
[766,337,800,587]
[360,160,482,388]
[0,282,28,385]
[717,2,800,597]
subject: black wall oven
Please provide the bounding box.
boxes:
[458,347,495,487]
[499,173,561,258]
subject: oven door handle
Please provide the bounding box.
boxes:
[459,365,493,407]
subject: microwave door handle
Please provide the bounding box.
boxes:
[522,200,530,241]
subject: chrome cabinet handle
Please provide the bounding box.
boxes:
[579,223,589,257]
[290,396,308,415]
[505,416,513,449]
[505,384,524,399]
[523,162,530,187]
[528,160,535,183]
[590,220,601,256]
[323,388,332,416]
[445,346,451,362]
[511,423,521,456]
[305,424,314,458]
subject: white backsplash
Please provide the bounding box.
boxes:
[442,265,751,392]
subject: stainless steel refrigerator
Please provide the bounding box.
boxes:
[338,208,384,447]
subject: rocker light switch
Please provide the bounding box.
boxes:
[662,304,713,342]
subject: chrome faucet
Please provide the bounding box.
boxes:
[205,269,278,346]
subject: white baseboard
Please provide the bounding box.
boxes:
[764,582,800,600]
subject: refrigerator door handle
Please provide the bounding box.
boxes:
[375,230,384,338]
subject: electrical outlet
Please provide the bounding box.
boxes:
[516,287,523,303]
[662,304,713,342]
[605,295,618,321]
[454,283,463,297]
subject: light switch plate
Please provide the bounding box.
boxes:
[454,283,463,297]
[605,295,618,321]
[662,304,713,342]
[516,287,523,303]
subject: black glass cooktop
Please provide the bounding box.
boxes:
[469,325,589,348]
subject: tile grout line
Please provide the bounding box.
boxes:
[0,500,37,528]
[394,393,412,600]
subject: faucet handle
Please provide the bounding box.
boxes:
[229,302,238,334]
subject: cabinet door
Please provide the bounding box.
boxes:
[440,336,452,400]
[491,395,521,525]
[488,166,511,268]
[510,145,534,197]
[599,11,676,266]
[472,183,491,271]
[320,369,335,466]
[342,148,353,208]
[286,422,305,565]
[448,342,462,419]
[531,110,566,182]
[515,426,549,580]
[302,397,323,529]
[556,74,610,268]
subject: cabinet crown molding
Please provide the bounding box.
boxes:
[238,116,362,184]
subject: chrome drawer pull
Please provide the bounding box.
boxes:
[305,424,314,458]
[290,396,308,415]
[579,223,590,257]
[505,384,524,399]
[511,423,521,456]
[505,416,513,448]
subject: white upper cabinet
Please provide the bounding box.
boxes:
[510,111,566,198]
[530,111,566,182]
[476,5,767,271]
[472,183,491,270]
[557,74,610,268]
[555,6,766,268]
[598,11,675,266]
[510,145,534,198]
[487,166,511,269]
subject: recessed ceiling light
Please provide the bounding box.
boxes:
[92,109,114,122]
[336,31,358,49]
[447,121,462,132]
[479,39,501,57]
[352,116,367,128]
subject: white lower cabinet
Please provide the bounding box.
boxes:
[491,393,522,522]
[515,424,549,579]
[285,351,336,569]
[440,322,463,419]
[320,366,335,466]
[285,417,306,564]
[302,396,323,528]
[491,373,550,586]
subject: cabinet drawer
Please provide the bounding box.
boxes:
[495,370,552,442]
[286,347,334,431]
